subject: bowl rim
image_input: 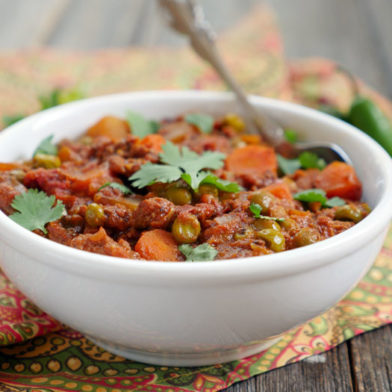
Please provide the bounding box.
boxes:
[0,90,391,284]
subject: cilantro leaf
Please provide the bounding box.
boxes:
[159,141,196,166]
[185,113,214,134]
[98,182,133,195]
[325,196,346,207]
[298,152,326,170]
[181,171,241,193]
[249,203,285,221]
[3,114,25,127]
[277,154,301,175]
[179,243,218,262]
[159,142,225,173]
[129,163,182,188]
[57,88,85,105]
[9,189,65,234]
[284,129,298,144]
[129,142,235,192]
[126,111,159,138]
[199,173,242,193]
[294,189,327,204]
[294,189,346,208]
[277,151,326,175]
[249,202,263,218]
[39,89,61,110]
[33,135,58,157]
[39,88,84,110]
[181,171,209,190]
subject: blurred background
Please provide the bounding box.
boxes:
[0,0,391,97]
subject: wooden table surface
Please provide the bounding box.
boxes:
[1,0,391,391]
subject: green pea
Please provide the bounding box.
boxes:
[335,205,362,223]
[10,169,25,182]
[33,153,61,169]
[280,217,297,231]
[166,186,192,206]
[256,229,285,252]
[293,228,320,248]
[172,214,201,244]
[253,219,280,232]
[250,191,274,214]
[198,184,219,198]
[85,203,106,227]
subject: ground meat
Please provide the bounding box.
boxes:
[185,134,231,154]
[236,170,277,190]
[176,201,222,225]
[109,156,150,177]
[0,172,26,214]
[214,243,255,259]
[103,204,134,232]
[24,169,70,196]
[158,121,196,143]
[70,227,136,258]
[316,215,354,238]
[203,211,252,244]
[292,169,320,191]
[134,197,175,229]
[47,221,77,246]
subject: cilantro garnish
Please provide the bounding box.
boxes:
[39,89,62,110]
[129,164,182,189]
[39,87,84,110]
[277,152,327,175]
[249,203,285,222]
[98,182,133,195]
[277,155,301,175]
[9,189,65,234]
[179,243,218,262]
[196,174,242,193]
[126,111,160,138]
[2,114,25,127]
[294,189,345,208]
[33,135,58,157]
[298,152,326,170]
[284,129,298,144]
[2,88,83,129]
[185,113,214,134]
[324,196,346,208]
[129,141,241,192]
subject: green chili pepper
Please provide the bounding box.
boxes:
[348,96,392,156]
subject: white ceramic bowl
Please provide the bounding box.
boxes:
[0,91,391,366]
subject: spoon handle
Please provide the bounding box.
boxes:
[159,0,285,146]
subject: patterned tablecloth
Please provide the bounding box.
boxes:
[0,5,392,392]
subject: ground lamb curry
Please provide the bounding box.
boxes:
[0,112,369,261]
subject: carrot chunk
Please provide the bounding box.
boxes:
[225,145,277,177]
[139,134,166,153]
[135,229,181,262]
[314,162,362,200]
[262,182,293,200]
[0,163,21,171]
[87,116,130,142]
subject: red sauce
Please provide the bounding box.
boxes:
[0,113,368,261]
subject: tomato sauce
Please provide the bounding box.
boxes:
[0,113,368,261]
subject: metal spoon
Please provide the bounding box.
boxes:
[159,0,351,164]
